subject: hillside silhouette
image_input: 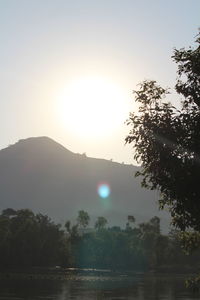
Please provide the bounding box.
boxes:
[0,137,169,230]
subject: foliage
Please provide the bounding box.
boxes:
[125,32,200,233]
[0,209,67,267]
[77,210,90,229]
[128,215,135,224]
[95,216,108,230]
[1,208,200,272]
[65,213,200,271]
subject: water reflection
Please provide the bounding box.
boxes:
[0,273,200,300]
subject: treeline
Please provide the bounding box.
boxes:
[0,208,199,271]
[0,208,68,268]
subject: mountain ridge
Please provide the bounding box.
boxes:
[0,136,170,231]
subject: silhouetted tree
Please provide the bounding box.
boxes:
[95,216,108,230]
[2,208,200,272]
[126,215,135,232]
[0,209,68,267]
[2,208,17,218]
[77,210,90,229]
[128,215,135,224]
[126,32,200,233]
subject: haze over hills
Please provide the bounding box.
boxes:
[0,137,170,231]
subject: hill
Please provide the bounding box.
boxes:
[0,137,170,231]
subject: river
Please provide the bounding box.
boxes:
[0,272,199,299]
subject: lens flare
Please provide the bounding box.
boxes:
[98,183,110,198]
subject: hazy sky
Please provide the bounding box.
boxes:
[0,0,199,164]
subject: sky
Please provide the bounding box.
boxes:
[0,0,199,164]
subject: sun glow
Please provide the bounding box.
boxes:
[57,76,129,139]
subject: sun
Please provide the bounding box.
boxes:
[56,76,129,139]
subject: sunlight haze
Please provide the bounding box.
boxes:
[0,0,199,163]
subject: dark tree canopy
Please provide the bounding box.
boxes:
[95,216,108,230]
[0,209,67,267]
[77,210,90,229]
[126,32,200,232]
[1,208,200,276]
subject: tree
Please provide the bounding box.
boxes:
[126,32,200,233]
[95,216,108,230]
[0,209,69,267]
[138,217,161,268]
[77,210,90,229]
[2,208,17,218]
[126,215,135,231]
[128,215,135,224]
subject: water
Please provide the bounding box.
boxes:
[0,273,199,300]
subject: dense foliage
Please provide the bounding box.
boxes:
[0,208,199,271]
[126,32,200,233]
[0,208,68,268]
